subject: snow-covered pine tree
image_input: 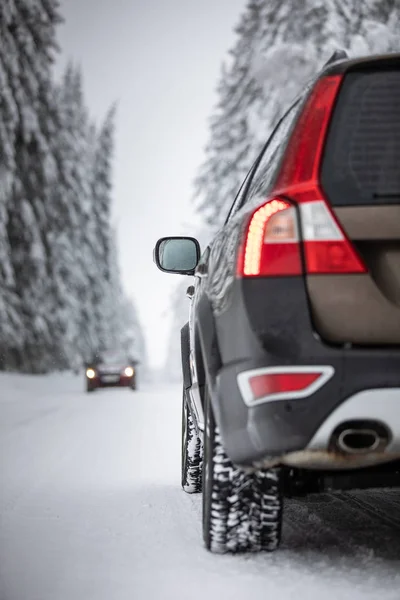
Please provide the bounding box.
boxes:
[0,6,20,364]
[0,64,22,369]
[44,64,95,370]
[48,73,144,371]
[0,5,146,373]
[195,0,400,226]
[88,105,117,356]
[78,120,103,363]
[1,0,62,371]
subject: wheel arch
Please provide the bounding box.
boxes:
[180,322,192,390]
[195,295,222,405]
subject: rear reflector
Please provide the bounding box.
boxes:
[237,366,334,406]
[250,372,320,400]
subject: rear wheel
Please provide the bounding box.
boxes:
[202,386,283,553]
[181,390,203,493]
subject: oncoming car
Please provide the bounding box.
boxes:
[85,350,138,392]
[154,52,400,554]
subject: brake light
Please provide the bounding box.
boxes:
[237,75,367,277]
[275,76,342,191]
[237,198,302,277]
[237,366,334,406]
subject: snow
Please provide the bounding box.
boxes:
[1,372,400,599]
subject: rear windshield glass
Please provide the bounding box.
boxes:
[321,70,400,206]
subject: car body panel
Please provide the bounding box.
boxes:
[307,274,400,345]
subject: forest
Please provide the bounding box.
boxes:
[0,1,145,373]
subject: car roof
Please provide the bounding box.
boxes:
[321,52,400,77]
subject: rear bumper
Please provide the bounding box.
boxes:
[210,277,400,468]
[215,355,400,468]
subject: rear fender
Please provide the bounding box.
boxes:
[180,323,191,390]
[195,295,222,415]
[194,327,206,408]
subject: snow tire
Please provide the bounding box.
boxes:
[202,387,283,553]
[181,390,203,493]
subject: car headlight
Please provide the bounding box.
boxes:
[86,368,96,379]
[124,366,134,377]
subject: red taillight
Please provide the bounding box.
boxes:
[237,74,367,278]
[274,76,343,191]
[237,198,302,277]
[237,366,334,406]
[299,200,367,274]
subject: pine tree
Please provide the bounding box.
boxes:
[0,0,62,371]
[88,105,116,356]
[44,65,93,369]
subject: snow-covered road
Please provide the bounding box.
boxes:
[1,373,400,600]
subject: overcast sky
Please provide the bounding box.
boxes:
[55,0,246,368]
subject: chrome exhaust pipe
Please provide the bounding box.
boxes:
[336,428,381,454]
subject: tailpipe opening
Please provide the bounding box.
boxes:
[337,429,380,453]
[331,420,390,455]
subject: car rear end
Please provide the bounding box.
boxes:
[215,54,400,470]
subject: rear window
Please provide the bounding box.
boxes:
[321,70,400,206]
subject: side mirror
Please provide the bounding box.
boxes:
[154,237,200,275]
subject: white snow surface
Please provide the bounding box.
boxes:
[1,372,400,600]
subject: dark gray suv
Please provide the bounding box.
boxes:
[154,53,400,554]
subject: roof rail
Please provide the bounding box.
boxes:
[323,49,348,67]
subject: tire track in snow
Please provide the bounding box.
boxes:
[336,491,400,530]
[283,490,400,562]
[352,489,400,514]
